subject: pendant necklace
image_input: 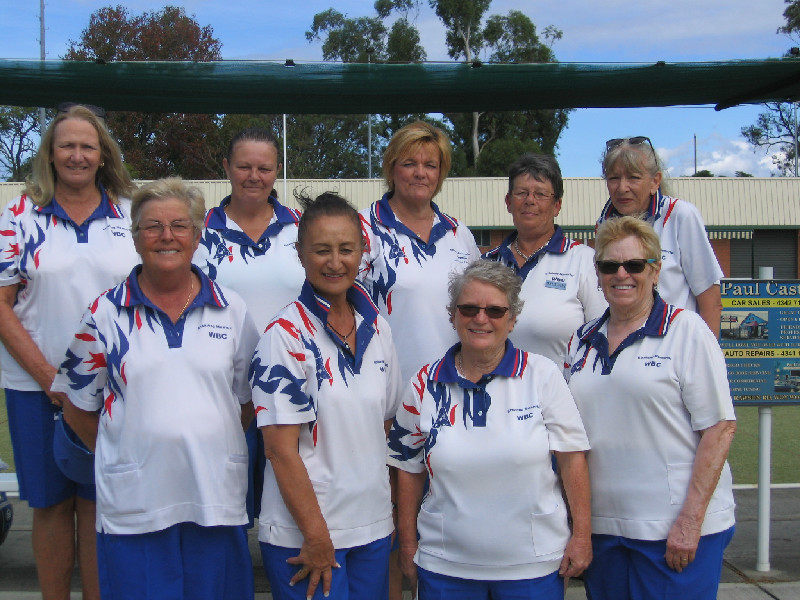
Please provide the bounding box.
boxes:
[328,303,356,353]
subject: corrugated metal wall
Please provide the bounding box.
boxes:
[1,177,798,229]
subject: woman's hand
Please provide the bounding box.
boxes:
[666,419,736,572]
[398,542,418,599]
[559,533,592,579]
[287,533,339,598]
[665,514,701,572]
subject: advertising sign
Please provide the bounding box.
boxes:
[720,279,800,406]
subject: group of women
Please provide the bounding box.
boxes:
[0,104,735,600]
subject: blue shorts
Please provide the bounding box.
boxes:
[584,527,735,600]
[261,534,391,600]
[245,419,266,528]
[417,567,562,600]
[5,389,95,508]
[97,522,253,600]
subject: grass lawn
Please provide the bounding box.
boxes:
[728,404,800,485]
[0,389,13,471]
[0,389,798,484]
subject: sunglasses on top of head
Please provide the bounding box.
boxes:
[57,102,107,120]
[605,136,655,156]
[595,259,657,275]
[456,304,510,319]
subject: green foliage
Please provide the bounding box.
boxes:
[735,170,754,177]
[430,0,491,61]
[0,106,40,182]
[64,5,224,179]
[387,18,427,62]
[692,169,715,177]
[778,0,800,38]
[741,101,796,176]
[484,10,553,63]
[306,9,388,62]
[474,138,542,176]
[742,5,800,176]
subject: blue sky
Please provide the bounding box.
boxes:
[0,0,793,177]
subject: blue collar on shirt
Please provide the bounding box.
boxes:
[571,292,682,375]
[425,340,527,428]
[372,193,458,246]
[297,279,380,370]
[109,265,228,311]
[35,186,125,221]
[429,339,527,386]
[203,195,301,248]
[105,266,228,349]
[483,225,573,279]
[597,188,666,225]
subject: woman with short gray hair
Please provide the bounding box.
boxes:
[484,153,606,366]
[389,259,592,599]
[53,177,259,600]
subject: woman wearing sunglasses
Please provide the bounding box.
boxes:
[598,136,723,336]
[564,217,735,600]
[389,260,591,600]
[484,153,606,366]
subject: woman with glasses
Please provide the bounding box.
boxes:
[52,178,259,600]
[252,192,401,600]
[598,136,723,335]
[194,127,304,527]
[0,103,138,599]
[564,217,735,600]
[389,260,591,600]
[484,154,606,365]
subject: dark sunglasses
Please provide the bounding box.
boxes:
[57,102,107,120]
[596,259,657,275]
[456,304,510,319]
[605,136,654,155]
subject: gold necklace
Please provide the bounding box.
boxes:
[179,277,195,316]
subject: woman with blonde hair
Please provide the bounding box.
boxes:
[0,103,138,599]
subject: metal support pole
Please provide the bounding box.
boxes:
[282,114,288,201]
[367,49,373,179]
[756,406,772,571]
[755,265,773,572]
[794,102,798,177]
[38,0,46,132]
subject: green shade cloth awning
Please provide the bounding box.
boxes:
[2,59,800,114]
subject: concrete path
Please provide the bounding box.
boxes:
[1,487,797,599]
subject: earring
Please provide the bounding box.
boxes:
[100,162,105,167]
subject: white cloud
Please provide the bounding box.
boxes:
[659,133,780,177]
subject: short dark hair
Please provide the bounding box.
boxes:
[226,127,280,163]
[296,191,362,249]
[507,153,563,199]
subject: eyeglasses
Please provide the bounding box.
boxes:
[136,220,196,238]
[605,136,655,156]
[456,304,510,319]
[596,259,657,275]
[57,102,107,120]
[511,189,556,202]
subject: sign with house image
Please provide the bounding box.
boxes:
[720,311,768,340]
[720,279,800,405]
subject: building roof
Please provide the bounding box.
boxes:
[1,177,798,232]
